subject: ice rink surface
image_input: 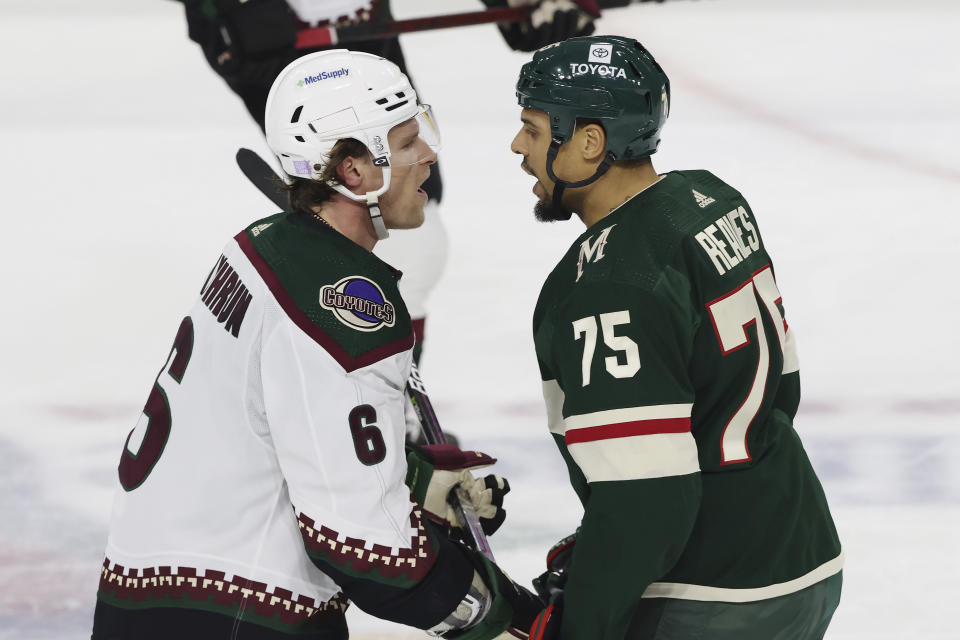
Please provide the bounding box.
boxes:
[1,0,958,637]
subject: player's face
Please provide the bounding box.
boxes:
[510,108,572,222]
[378,118,437,230]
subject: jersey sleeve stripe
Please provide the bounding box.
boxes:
[567,432,700,482]
[565,417,691,445]
[235,232,414,373]
[296,503,438,586]
[541,380,566,435]
[564,403,693,431]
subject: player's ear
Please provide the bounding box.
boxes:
[580,123,606,163]
[336,154,370,190]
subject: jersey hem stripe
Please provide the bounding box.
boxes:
[235,232,414,373]
[565,417,691,444]
[641,552,844,602]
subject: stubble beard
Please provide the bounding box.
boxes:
[525,162,573,222]
[533,193,573,223]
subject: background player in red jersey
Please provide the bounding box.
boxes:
[511,36,843,640]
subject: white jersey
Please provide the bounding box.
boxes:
[99,213,441,633]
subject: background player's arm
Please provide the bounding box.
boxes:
[261,317,540,637]
[539,281,702,640]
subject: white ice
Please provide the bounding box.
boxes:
[0,0,958,638]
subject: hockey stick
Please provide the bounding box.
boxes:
[234,148,498,563]
[296,6,534,49]
[406,362,496,561]
[407,363,530,640]
[294,1,603,48]
[236,148,287,210]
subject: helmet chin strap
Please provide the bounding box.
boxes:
[366,192,389,240]
[328,167,392,241]
[544,137,616,219]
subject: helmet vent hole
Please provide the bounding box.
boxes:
[385,100,409,112]
[396,92,405,98]
[295,135,305,142]
[375,98,389,105]
[308,123,317,133]
[291,105,303,123]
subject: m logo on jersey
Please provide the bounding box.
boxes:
[576,224,616,282]
[320,276,396,332]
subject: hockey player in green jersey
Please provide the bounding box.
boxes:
[510,37,843,640]
[91,50,542,640]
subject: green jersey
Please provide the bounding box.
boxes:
[532,171,842,640]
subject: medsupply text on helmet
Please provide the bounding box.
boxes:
[297,68,350,87]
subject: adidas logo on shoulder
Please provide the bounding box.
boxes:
[692,190,716,208]
[251,222,273,236]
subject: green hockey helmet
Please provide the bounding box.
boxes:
[516,35,670,161]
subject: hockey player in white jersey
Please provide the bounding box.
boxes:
[177,0,598,374]
[91,50,542,640]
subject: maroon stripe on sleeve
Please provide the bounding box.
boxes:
[235,232,414,373]
[565,417,691,445]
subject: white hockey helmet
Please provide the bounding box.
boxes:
[265,49,440,239]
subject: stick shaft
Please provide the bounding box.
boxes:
[295,6,533,49]
[406,363,496,561]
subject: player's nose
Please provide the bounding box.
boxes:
[510,131,525,156]
[417,138,438,166]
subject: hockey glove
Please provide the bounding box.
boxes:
[406,443,510,535]
[185,0,296,73]
[527,531,577,639]
[545,530,577,573]
[446,546,546,640]
[483,0,599,52]
[529,595,563,640]
[532,530,577,601]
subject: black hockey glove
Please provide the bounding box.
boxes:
[527,529,576,639]
[184,0,296,74]
[406,443,511,536]
[447,546,546,640]
[532,530,577,600]
[529,593,563,640]
[483,0,599,52]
